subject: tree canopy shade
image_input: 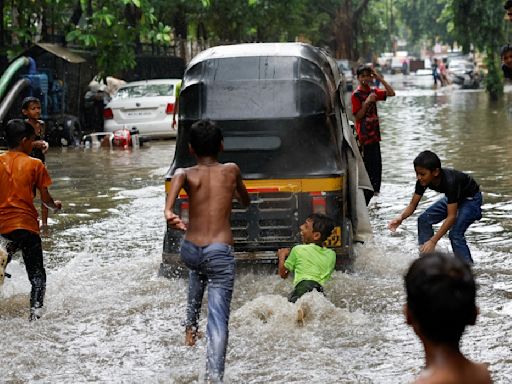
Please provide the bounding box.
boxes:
[0,0,508,97]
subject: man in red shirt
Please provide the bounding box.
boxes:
[351,65,395,205]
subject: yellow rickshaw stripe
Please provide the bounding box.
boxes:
[165,177,342,194]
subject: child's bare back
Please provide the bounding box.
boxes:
[165,161,249,246]
[164,120,250,247]
[182,162,243,246]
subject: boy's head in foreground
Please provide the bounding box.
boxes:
[404,252,477,345]
[500,44,512,69]
[5,119,36,151]
[413,150,441,187]
[21,97,42,120]
[189,120,223,157]
[300,213,335,246]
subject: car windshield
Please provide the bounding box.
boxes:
[337,61,349,71]
[114,83,175,99]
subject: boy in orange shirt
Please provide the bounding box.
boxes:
[0,119,61,320]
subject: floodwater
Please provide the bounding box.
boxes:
[1,75,512,383]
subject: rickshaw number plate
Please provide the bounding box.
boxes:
[325,226,342,247]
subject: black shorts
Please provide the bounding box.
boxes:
[2,229,46,307]
[288,279,324,303]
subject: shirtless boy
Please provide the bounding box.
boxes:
[404,252,492,384]
[164,120,250,383]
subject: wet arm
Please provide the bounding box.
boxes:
[33,140,49,153]
[164,170,186,228]
[373,70,395,97]
[235,167,250,207]
[379,77,395,97]
[425,203,458,246]
[277,248,290,279]
[388,193,421,231]
[354,98,373,121]
[40,187,61,211]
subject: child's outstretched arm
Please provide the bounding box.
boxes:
[33,140,49,154]
[40,187,62,212]
[164,169,187,231]
[277,248,290,278]
[388,193,421,231]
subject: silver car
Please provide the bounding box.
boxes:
[103,79,181,139]
[337,59,354,91]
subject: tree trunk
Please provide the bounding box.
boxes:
[333,0,371,60]
[333,1,352,59]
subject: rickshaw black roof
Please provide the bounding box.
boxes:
[187,42,338,82]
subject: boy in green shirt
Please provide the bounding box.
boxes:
[277,213,336,303]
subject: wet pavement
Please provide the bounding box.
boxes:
[1,74,512,383]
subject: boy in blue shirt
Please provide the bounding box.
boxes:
[388,150,482,263]
[277,213,336,303]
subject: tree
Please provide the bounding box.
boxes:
[449,0,505,99]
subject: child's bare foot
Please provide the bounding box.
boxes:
[185,326,203,346]
[40,224,49,237]
[296,306,305,327]
[0,246,8,285]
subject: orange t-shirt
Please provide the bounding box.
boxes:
[0,151,52,234]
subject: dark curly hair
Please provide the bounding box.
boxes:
[405,252,477,343]
[5,119,35,148]
[189,120,223,157]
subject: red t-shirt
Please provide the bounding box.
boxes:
[0,151,52,234]
[351,85,387,145]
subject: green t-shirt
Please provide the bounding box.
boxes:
[284,243,336,287]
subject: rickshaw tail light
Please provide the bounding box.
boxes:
[311,195,326,214]
[103,108,113,119]
[180,200,189,224]
[165,103,175,114]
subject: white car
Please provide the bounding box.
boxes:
[337,59,354,91]
[103,79,181,139]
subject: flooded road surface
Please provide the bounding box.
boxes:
[1,75,512,383]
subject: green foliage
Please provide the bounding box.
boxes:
[448,0,505,97]
[0,0,509,98]
[484,48,504,100]
[397,0,453,46]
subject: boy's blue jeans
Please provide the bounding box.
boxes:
[417,192,482,263]
[180,240,235,383]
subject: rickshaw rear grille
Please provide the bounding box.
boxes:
[231,193,299,243]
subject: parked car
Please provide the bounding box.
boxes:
[337,59,354,91]
[160,43,372,277]
[448,60,481,89]
[103,79,181,139]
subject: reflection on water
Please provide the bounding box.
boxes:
[1,77,512,383]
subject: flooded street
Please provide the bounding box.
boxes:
[1,75,512,383]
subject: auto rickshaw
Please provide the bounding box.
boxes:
[161,43,372,277]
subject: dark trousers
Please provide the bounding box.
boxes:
[362,141,382,205]
[288,280,324,303]
[2,229,46,308]
[418,192,482,263]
